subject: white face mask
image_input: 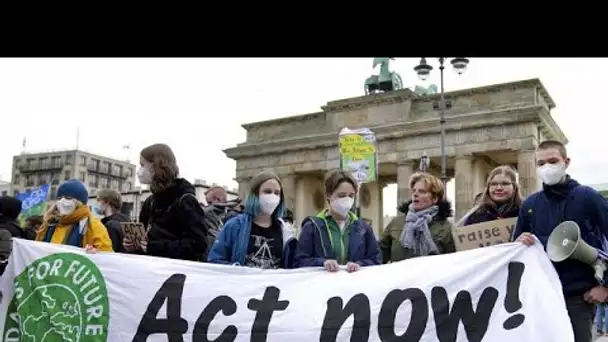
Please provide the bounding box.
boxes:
[137,166,153,185]
[537,163,566,186]
[56,198,77,216]
[330,197,354,218]
[259,194,281,215]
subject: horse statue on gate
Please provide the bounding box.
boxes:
[364,57,403,95]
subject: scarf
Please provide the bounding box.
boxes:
[38,205,92,247]
[401,205,439,256]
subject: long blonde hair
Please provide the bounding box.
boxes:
[476,165,523,213]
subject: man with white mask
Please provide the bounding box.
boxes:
[36,179,113,252]
[513,140,608,342]
[96,189,130,252]
[207,171,298,269]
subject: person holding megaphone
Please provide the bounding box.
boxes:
[513,140,608,342]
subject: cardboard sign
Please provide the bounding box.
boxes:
[120,222,146,250]
[452,217,517,251]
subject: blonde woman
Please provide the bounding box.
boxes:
[463,165,522,226]
[380,172,454,263]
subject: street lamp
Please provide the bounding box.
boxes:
[413,57,470,195]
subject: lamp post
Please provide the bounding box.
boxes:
[413,57,470,196]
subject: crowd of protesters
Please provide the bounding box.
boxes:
[0,140,607,342]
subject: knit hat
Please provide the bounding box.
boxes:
[0,196,22,220]
[57,179,89,204]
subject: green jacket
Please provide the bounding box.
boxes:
[380,200,455,263]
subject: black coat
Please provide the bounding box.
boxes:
[139,178,208,261]
[101,212,131,252]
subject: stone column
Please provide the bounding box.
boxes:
[279,173,297,213]
[236,177,250,200]
[517,149,539,197]
[454,155,474,221]
[397,160,416,205]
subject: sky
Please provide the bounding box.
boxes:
[0,58,605,217]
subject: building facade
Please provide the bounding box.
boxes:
[87,179,239,220]
[0,180,10,196]
[11,150,137,204]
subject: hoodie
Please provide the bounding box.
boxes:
[513,176,608,297]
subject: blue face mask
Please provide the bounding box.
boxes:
[94,204,107,217]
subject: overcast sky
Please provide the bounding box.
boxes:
[0,58,603,216]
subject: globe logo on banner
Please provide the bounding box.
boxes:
[2,253,109,342]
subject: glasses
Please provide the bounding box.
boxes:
[489,182,513,189]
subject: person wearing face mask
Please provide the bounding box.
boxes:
[295,169,381,272]
[96,189,129,253]
[461,165,522,226]
[513,140,608,342]
[36,179,113,252]
[128,143,208,261]
[207,171,297,269]
[380,172,454,263]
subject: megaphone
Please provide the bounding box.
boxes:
[547,221,608,283]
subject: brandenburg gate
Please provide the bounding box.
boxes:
[224,79,567,234]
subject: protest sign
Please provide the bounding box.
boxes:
[338,127,377,184]
[452,217,517,251]
[120,222,146,249]
[0,239,573,342]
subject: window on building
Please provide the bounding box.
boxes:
[89,174,98,187]
[113,164,122,176]
[89,158,99,170]
[101,161,110,173]
[25,175,35,186]
[124,181,132,191]
[65,154,72,165]
[38,173,48,186]
[111,179,118,189]
[51,156,62,167]
[26,158,35,168]
[80,156,87,166]
[39,157,49,168]
[1,191,7,196]
[64,170,71,180]
[13,174,20,184]
[51,172,60,185]
[100,177,108,188]
[79,172,86,181]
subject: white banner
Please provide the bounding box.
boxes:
[0,239,574,342]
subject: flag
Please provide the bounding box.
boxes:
[22,137,26,148]
[16,184,50,226]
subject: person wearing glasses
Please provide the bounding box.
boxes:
[463,165,522,226]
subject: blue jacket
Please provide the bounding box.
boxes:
[513,177,608,297]
[207,214,298,269]
[295,215,381,267]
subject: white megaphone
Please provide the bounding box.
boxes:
[547,220,608,283]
